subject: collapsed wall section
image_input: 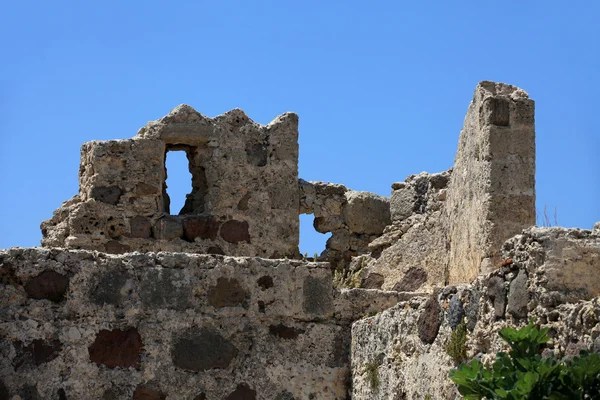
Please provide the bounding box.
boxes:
[41,106,300,258]
[351,226,600,400]
[349,81,535,292]
[0,248,402,399]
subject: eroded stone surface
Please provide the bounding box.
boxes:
[0,247,398,399]
[351,226,600,400]
[41,106,300,258]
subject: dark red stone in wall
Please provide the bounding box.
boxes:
[172,328,238,372]
[220,220,250,244]
[269,324,303,339]
[182,215,220,241]
[132,385,166,400]
[417,295,442,344]
[105,241,131,255]
[208,278,248,308]
[24,270,69,302]
[225,383,257,400]
[129,216,152,239]
[13,339,62,369]
[88,328,143,369]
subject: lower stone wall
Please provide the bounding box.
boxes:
[0,248,401,399]
[351,226,600,399]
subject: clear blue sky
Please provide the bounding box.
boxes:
[1,1,598,255]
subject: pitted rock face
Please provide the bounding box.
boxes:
[41,105,300,258]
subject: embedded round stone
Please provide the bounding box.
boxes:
[417,295,441,344]
[220,220,250,244]
[133,385,166,400]
[88,328,143,369]
[172,328,238,372]
[225,383,256,400]
[24,270,69,302]
[129,216,152,239]
[13,339,62,369]
[182,215,220,241]
[208,278,248,308]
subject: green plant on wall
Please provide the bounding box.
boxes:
[364,359,381,390]
[449,322,600,399]
[445,321,468,364]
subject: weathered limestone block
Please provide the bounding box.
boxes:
[390,170,451,222]
[342,191,391,235]
[42,105,300,258]
[502,226,600,303]
[445,81,535,283]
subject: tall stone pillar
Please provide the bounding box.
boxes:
[445,81,535,283]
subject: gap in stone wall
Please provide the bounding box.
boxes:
[299,214,331,258]
[164,150,193,216]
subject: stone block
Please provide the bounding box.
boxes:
[88,328,143,369]
[129,216,152,239]
[343,191,391,235]
[302,275,333,315]
[171,328,238,372]
[182,215,220,241]
[152,216,183,240]
[220,220,250,244]
[140,268,191,310]
[24,270,69,302]
[507,270,528,319]
[90,186,123,205]
[89,269,130,306]
[207,277,248,308]
[417,295,441,344]
[13,339,62,369]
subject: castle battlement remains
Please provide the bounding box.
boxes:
[1,82,598,399]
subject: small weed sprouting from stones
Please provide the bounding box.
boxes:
[364,359,381,390]
[445,321,468,364]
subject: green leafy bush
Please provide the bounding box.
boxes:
[449,322,600,399]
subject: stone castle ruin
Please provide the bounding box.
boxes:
[1,82,598,399]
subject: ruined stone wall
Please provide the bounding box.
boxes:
[41,106,300,258]
[342,81,535,292]
[0,248,402,399]
[351,226,600,399]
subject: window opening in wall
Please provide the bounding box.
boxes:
[164,150,193,215]
[299,214,331,260]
